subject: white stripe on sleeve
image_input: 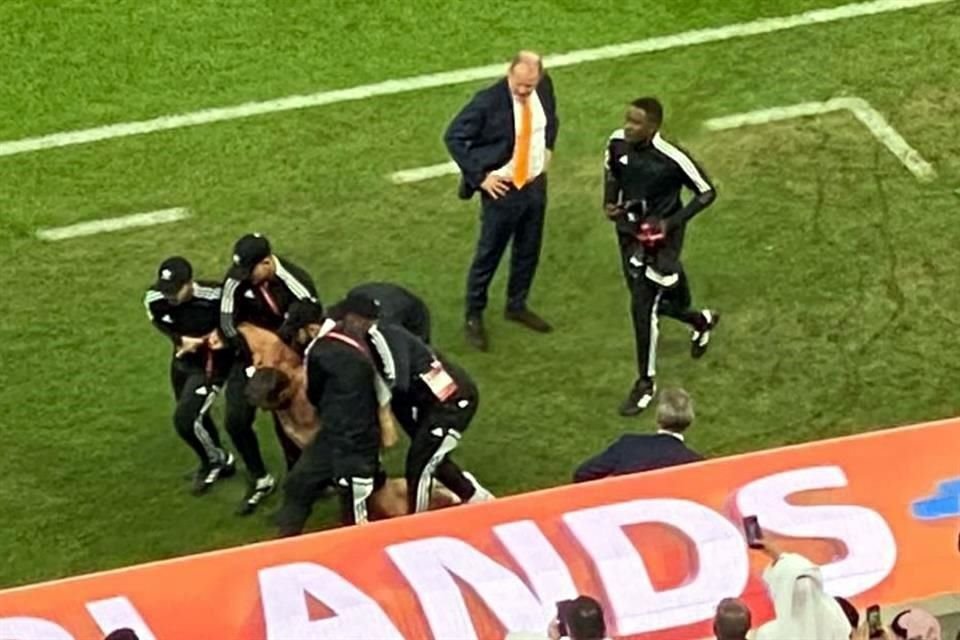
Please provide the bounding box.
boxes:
[144,290,163,319]
[367,326,397,387]
[274,259,315,302]
[652,132,712,194]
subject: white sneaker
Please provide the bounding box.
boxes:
[463,471,495,503]
[691,309,720,359]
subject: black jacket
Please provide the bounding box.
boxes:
[347,282,431,344]
[573,432,703,483]
[144,280,232,376]
[444,74,559,199]
[604,130,716,275]
[366,324,476,408]
[305,331,381,461]
[219,255,318,340]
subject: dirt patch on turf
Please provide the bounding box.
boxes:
[900,84,960,176]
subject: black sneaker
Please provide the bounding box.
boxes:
[191,452,236,496]
[236,473,276,516]
[619,378,656,417]
[691,309,720,359]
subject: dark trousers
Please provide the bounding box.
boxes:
[617,233,706,379]
[396,391,478,513]
[466,175,547,317]
[276,431,381,536]
[170,359,225,469]
[224,362,300,479]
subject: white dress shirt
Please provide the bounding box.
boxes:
[492,88,548,183]
[657,428,685,442]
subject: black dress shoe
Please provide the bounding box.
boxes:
[504,308,553,333]
[465,317,489,351]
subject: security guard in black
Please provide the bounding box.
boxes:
[275,324,383,535]
[344,281,432,344]
[144,256,234,495]
[603,98,719,417]
[367,321,483,513]
[219,233,319,515]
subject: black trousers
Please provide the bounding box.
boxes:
[617,233,705,380]
[395,390,479,513]
[170,359,225,469]
[466,175,547,317]
[224,362,300,479]
[276,430,381,536]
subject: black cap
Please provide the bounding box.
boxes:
[277,300,326,343]
[228,233,272,280]
[154,256,193,297]
[328,293,380,322]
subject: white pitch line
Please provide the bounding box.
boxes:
[704,96,937,182]
[390,161,459,184]
[35,207,191,241]
[0,0,949,160]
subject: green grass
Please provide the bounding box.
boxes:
[1,0,959,588]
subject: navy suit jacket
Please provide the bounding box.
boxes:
[573,433,703,483]
[444,74,559,200]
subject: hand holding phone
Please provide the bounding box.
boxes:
[743,515,764,549]
[866,605,883,638]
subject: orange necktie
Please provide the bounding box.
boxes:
[512,98,533,187]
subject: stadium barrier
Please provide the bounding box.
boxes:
[1,419,958,640]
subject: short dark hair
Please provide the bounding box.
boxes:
[104,630,140,640]
[630,96,664,125]
[714,598,752,640]
[245,368,291,410]
[565,596,606,640]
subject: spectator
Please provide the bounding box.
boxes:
[505,596,610,640]
[835,597,860,639]
[104,630,139,640]
[890,608,941,640]
[714,597,752,640]
[752,541,851,640]
[573,388,702,483]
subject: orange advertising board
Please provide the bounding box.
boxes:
[1,419,958,639]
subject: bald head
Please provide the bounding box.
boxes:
[507,50,542,101]
[713,598,751,640]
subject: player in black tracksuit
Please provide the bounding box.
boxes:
[144,256,235,495]
[361,309,493,513]
[603,98,720,417]
[219,233,319,515]
[275,313,384,535]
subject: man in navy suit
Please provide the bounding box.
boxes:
[444,50,559,351]
[573,388,703,482]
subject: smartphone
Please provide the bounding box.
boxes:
[867,605,883,638]
[743,515,764,549]
[556,600,574,637]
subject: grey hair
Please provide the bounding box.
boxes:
[656,388,694,432]
[509,50,543,73]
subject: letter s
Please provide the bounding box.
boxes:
[736,465,896,595]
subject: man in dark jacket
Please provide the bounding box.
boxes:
[573,388,703,482]
[444,50,559,351]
